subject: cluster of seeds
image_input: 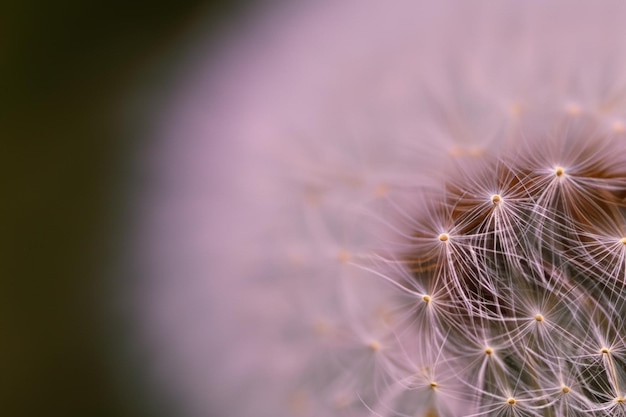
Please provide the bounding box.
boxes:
[377,116,626,416]
[144,3,626,416]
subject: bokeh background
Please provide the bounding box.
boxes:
[1,1,255,415]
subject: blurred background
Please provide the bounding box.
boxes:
[0,1,256,415]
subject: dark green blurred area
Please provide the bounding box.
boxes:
[0,1,250,415]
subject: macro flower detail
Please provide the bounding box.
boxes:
[377,120,626,416]
[140,1,626,416]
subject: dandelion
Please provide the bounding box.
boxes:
[139,1,626,416]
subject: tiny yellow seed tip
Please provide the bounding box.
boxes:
[336,249,350,263]
[422,294,431,302]
[438,233,449,242]
[601,347,610,354]
[534,313,544,322]
[429,382,438,388]
[565,103,582,115]
[468,147,484,157]
[491,194,501,204]
[312,320,329,336]
[484,347,493,355]
[374,182,388,197]
[368,340,380,351]
[448,145,463,157]
[506,397,516,405]
[555,166,564,177]
[508,102,523,116]
[561,386,570,393]
[620,237,626,245]
[616,396,625,403]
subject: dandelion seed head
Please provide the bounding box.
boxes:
[140,1,626,416]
